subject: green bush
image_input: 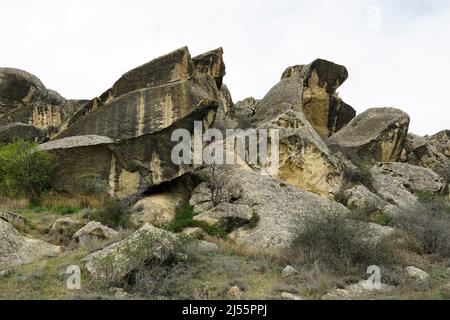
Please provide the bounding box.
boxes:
[0,139,52,203]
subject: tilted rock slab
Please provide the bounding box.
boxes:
[0,219,61,270]
[327,108,410,162]
[57,47,227,141]
[39,100,217,197]
[0,122,48,144]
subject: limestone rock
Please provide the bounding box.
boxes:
[281,292,304,300]
[0,68,83,130]
[48,217,86,245]
[73,221,118,243]
[131,192,185,227]
[38,97,217,197]
[0,211,27,225]
[430,130,450,157]
[327,108,410,163]
[83,224,184,282]
[0,219,61,270]
[180,227,207,239]
[258,110,344,197]
[371,162,448,210]
[0,123,47,144]
[227,286,244,300]
[343,185,389,211]
[195,240,219,254]
[405,133,450,180]
[282,265,298,279]
[189,182,214,213]
[193,202,254,232]
[57,47,221,141]
[324,280,393,300]
[196,166,349,248]
[405,266,430,282]
[282,59,355,137]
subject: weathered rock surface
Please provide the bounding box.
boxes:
[343,185,389,212]
[0,123,48,144]
[0,68,84,130]
[73,221,118,243]
[0,219,61,270]
[196,166,348,248]
[257,110,344,197]
[83,224,183,282]
[405,266,430,282]
[0,211,27,225]
[47,217,86,245]
[429,130,450,158]
[281,59,355,137]
[327,108,410,163]
[323,280,393,300]
[131,192,185,227]
[405,133,450,180]
[57,47,223,141]
[39,97,216,197]
[371,162,448,210]
[193,202,254,232]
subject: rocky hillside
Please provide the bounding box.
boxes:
[0,47,449,300]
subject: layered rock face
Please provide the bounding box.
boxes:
[0,68,85,136]
[327,108,410,163]
[57,47,225,141]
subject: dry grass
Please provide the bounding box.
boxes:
[39,195,102,209]
[0,197,29,211]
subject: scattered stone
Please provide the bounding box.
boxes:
[180,227,208,239]
[281,292,304,300]
[196,240,219,254]
[405,266,430,282]
[227,286,244,300]
[282,266,298,279]
[324,280,393,300]
[73,221,118,243]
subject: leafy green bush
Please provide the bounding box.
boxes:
[0,139,52,203]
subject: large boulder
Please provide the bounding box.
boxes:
[0,68,84,130]
[404,133,450,180]
[195,166,349,248]
[39,97,217,197]
[57,47,223,141]
[429,130,450,158]
[257,110,344,197]
[343,185,389,212]
[73,221,118,243]
[370,162,448,210]
[131,193,185,227]
[0,219,61,270]
[82,224,184,283]
[327,108,410,163]
[281,59,355,137]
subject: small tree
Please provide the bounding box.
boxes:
[205,164,230,206]
[0,139,52,203]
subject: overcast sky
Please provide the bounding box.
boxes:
[1,0,449,135]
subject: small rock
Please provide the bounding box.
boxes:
[282,265,298,279]
[0,270,11,278]
[73,221,118,243]
[196,240,218,254]
[405,266,430,282]
[109,287,129,299]
[227,286,244,300]
[180,227,207,239]
[281,292,304,300]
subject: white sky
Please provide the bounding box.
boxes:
[1,0,449,135]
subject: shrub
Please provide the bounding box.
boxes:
[0,139,52,203]
[291,210,393,274]
[342,161,376,192]
[205,164,230,206]
[88,197,132,229]
[393,202,450,257]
